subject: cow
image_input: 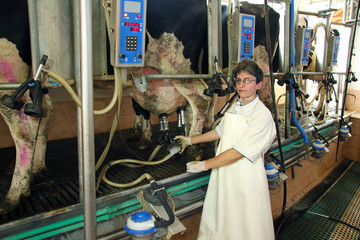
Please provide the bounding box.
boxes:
[0,38,53,214]
[126,1,280,149]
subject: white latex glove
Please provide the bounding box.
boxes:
[174,135,192,153]
[186,161,207,173]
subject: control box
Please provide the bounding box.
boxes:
[327,36,340,66]
[110,0,147,67]
[295,28,311,66]
[238,14,255,61]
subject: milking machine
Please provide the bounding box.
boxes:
[124,180,186,240]
[176,106,186,136]
[0,55,49,118]
[309,125,330,160]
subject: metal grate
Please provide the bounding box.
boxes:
[0,130,215,225]
[278,161,360,240]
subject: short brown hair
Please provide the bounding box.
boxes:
[232,59,263,84]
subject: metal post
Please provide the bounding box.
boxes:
[80,0,97,238]
[207,0,221,74]
[27,0,40,75]
[73,0,84,203]
[284,1,291,138]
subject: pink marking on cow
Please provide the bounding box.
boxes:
[193,115,205,132]
[20,147,30,167]
[0,57,16,83]
[189,88,198,95]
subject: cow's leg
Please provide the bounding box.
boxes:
[126,98,152,149]
[31,94,53,175]
[138,114,152,149]
[315,86,325,117]
[126,98,144,141]
[173,79,212,159]
[0,103,40,213]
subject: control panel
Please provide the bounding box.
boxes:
[327,36,340,66]
[238,14,255,61]
[295,28,311,66]
[111,0,147,67]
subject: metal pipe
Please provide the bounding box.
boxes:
[27,0,40,75]
[285,1,291,138]
[73,0,84,204]
[80,0,96,238]
[298,10,321,17]
[207,0,221,74]
[323,15,330,72]
[343,0,348,22]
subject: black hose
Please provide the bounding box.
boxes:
[275,210,360,239]
[307,211,360,232]
[335,1,360,162]
[264,0,287,217]
[150,181,175,228]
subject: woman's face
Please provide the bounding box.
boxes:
[235,71,262,105]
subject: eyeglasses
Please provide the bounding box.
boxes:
[235,78,256,85]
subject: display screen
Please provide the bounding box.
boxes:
[130,27,140,31]
[243,19,253,28]
[305,31,310,39]
[335,38,340,44]
[124,1,141,13]
[130,22,140,27]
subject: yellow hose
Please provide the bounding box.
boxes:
[45,69,119,115]
[96,152,175,189]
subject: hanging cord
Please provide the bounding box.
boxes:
[264,0,287,216]
[335,2,360,162]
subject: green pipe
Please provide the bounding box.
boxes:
[272,125,336,155]
[5,199,140,240]
[5,177,210,240]
[166,175,210,194]
[170,182,209,197]
[24,204,142,240]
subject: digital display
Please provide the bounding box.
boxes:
[336,38,340,44]
[130,22,140,27]
[305,31,310,39]
[130,27,140,31]
[243,19,253,28]
[124,1,141,13]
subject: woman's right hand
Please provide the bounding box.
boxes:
[173,135,192,153]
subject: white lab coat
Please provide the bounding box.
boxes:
[197,96,276,240]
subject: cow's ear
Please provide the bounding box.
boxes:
[256,81,263,90]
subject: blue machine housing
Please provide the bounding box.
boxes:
[238,14,255,61]
[114,0,147,67]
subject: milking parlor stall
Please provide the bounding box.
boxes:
[0,0,360,239]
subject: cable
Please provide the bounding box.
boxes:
[336,1,360,162]
[307,211,360,232]
[264,0,287,216]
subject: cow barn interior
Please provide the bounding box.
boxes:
[1,0,360,239]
